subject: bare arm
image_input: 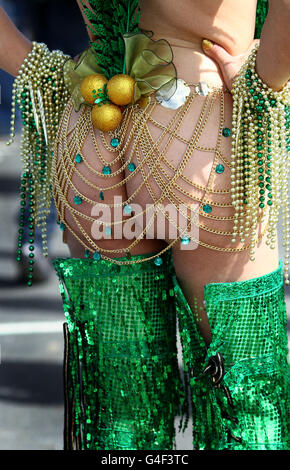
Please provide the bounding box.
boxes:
[256,0,290,90]
[203,0,290,92]
[0,6,32,76]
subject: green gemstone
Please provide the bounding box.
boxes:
[123,205,132,215]
[216,164,225,174]
[99,191,104,201]
[105,226,112,235]
[181,237,190,245]
[84,249,90,258]
[222,128,231,137]
[203,204,212,214]
[73,195,82,205]
[128,163,136,172]
[75,154,82,163]
[93,252,101,261]
[110,138,120,148]
[60,222,66,231]
[259,203,265,208]
[267,200,273,206]
[154,257,163,267]
[102,166,111,175]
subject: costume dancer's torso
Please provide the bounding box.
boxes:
[53,0,278,282]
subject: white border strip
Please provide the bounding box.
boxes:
[0,321,64,336]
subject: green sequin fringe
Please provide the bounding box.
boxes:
[174,260,289,450]
[53,251,186,450]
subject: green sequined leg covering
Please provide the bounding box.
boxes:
[53,251,186,450]
[174,260,290,450]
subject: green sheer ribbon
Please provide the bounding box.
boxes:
[63,33,177,112]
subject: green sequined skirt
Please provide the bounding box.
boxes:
[174,260,290,450]
[53,251,185,450]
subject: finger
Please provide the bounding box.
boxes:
[202,39,233,67]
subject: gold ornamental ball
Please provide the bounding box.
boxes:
[107,74,135,106]
[91,103,122,132]
[80,74,108,105]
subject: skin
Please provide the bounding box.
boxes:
[1,1,290,343]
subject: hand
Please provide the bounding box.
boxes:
[201,39,259,92]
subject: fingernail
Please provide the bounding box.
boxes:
[202,39,213,51]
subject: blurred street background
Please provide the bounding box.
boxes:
[0,0,289,452]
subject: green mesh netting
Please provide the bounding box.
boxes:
[53,251,186,450]
[174,260,290,450]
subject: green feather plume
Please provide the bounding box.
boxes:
[81,0,141,78]
[255,0,269,39]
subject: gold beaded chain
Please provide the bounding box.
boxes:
[51,81,268,265]
[231,44,290,282]
[6,42,70,284]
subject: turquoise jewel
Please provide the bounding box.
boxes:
[73,195,82,205]
[203,204,212,214]
[105,226,112,235]
[222,128,231,137]
[154,257,163,266]
[128,163,136,172]
[181,237,190,245]
[93,252,101,261]
[84,249,90,258]
[59,222,66,231]
[99,191,104,201]
[111,138,120,148]
[123,205,132,215]
[75,154,82,163]
[216,164,225,174]
[102,166,111,175]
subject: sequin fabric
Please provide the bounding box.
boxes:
[53,251,186,450]
[174,261,290,450]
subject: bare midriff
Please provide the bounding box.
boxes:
[59,0,279,305]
